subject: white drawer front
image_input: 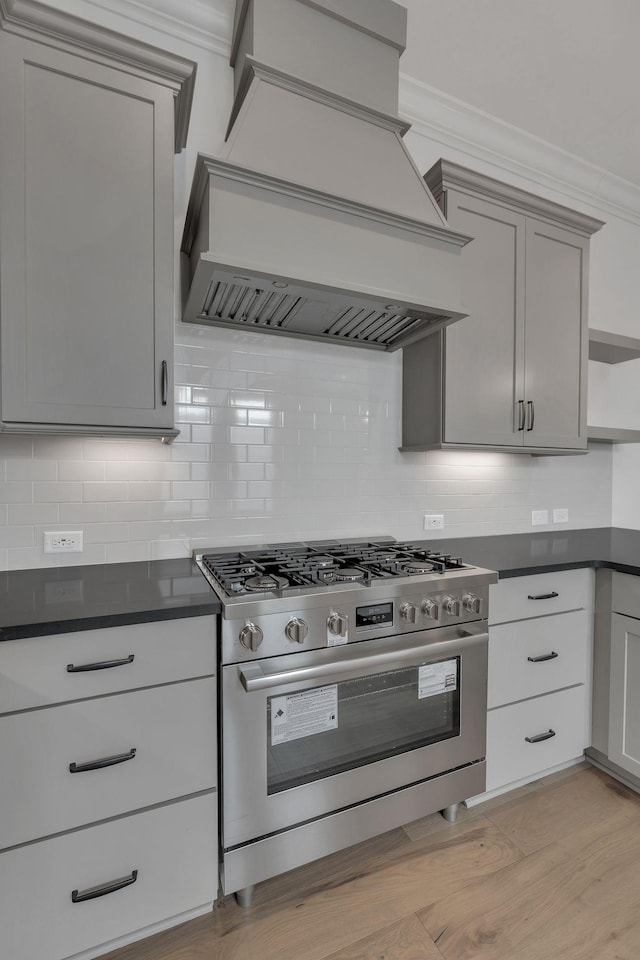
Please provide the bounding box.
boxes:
[489,569,593,625]
[0,793,217,960]
[0,677,216,849]
[486,685,587,791]
[488,609,590,708]
[0,615,216,713]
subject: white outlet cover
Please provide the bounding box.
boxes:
[553,508,569,523]
[424,514,444,530]
[44,531,83,554]
[531,510,549,526]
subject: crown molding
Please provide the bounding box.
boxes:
[399,72,640,228]
[1,0,233,56]
[0,0,198,149]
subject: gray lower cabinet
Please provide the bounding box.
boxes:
[588,571,640,789]
[609,612,640,778]
[401,161,604,454]
[0,10,195,438]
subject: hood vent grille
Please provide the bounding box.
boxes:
[198,277,447,349]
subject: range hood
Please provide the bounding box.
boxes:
[181,0,472,351]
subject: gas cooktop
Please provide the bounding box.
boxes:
[196,538,471,601]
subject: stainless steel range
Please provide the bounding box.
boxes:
[196,538,497,906]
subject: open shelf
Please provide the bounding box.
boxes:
[589,329,640,364]
[588,330,640,441]
[588,426,640,444]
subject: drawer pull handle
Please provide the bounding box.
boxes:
[527,652,559,663]
[525,729,556,744]
[71,869,138,903]
[67,655,134,673]
[527,592,559,601]
[69,748,136,774]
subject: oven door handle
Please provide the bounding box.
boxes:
[238,623,488,692]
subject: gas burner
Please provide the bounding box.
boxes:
[403,560,437,574]
[244,574,289,592]
[310,555,335,568]
[334,567,366,583]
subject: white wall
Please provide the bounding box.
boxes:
[0,0,623,570]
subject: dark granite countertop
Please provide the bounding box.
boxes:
[0,558,221,642]
[3,528,640,643]
[424,527,640,579]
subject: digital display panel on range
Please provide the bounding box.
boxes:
[355,602,393,629]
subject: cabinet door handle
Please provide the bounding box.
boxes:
[517,400,525,431]
[527,592,559,601]
[161,360,168,405]
[71,869,138,903]
[525,729,556,744]
[69,748,136,774]
[67,655,134,673]
[526,400,535,431]
[527,651,559,663]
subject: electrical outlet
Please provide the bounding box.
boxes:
[531,510,549,526]
[43,531,83,554]
[553,508,569,524]
[424,514,444,530]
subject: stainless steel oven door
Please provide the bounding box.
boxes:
[221,622,487,849]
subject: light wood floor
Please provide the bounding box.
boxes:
[102,763,640,960]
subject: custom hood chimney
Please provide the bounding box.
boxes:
[181,0,471,350]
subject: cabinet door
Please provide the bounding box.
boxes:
[0,36,174,431]
[442,192,526,446]
[523,218,588,449]
[608,613,640,778]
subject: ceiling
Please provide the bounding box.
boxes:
[399,0,640,187]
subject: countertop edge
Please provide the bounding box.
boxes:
[0,600,222,642]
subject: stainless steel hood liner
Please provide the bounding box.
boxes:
[181,0,472,351]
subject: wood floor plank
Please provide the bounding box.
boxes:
[417,840,584,960]
[201,820,521,960]
[321,914,443,960]
[100,766,640,960]
[484,766,640,855]
[491,844,640,960]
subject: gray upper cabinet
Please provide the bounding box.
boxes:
[401,161,604,454]
[0,8,195,438]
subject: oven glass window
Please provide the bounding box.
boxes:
[266,656,460,795]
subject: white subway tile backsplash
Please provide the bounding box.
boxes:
[9,503,58,525]
[0,330,613,569]
[83,481,129,502]
[60,503,107,524]
[34,482,82,503]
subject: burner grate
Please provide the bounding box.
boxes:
[199,540,471,597]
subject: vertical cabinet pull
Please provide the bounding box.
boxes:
[526,400,535,431]
[517,400,525,431]
[67,655,134,673]
[71,869,138,903]
[161,360,168,406]
[69,748,136,774]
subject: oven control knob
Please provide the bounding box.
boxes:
[462,593,482,614]
[239,621,263,652]
[327,612,349,638]
[399,602,418,624]
[442,595,461,617]
[421,598,439,620]
[285,617,309,644]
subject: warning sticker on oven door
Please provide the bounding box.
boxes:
[418,659,457,699]
[270,684,338,746]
